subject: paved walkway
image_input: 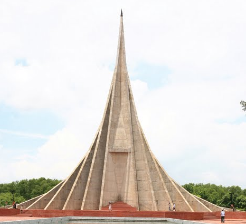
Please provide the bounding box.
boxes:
[0,216,41,222]
[0,216,246,224]
[198,219,246,224]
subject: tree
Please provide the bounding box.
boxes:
[242,189,246,196]
[8,182,17,201]
[0,178,61,206]
[219,193,232,207]
[0,192,13,207]
[240,101,246,111]
[183,183,195,194]
[235,195,246,211]
[182,183,246,210]
[228,186,242,203]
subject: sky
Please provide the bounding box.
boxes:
[0,0,246,189]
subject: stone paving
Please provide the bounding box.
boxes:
[0,216,41,222]
[0,216,246,224]
[198,219,246,224]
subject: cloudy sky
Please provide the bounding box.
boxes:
[0,0,246,189]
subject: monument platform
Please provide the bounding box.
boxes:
[1,208,246,222]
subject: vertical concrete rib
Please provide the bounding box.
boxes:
[26,181,64,209]
[155,160,193,211]
[172,180,211,212]
[142,135,173,210]
[125,91,139,210]
[128,89,157,211]
[194,195,221,211]
[98,82,116,209]
[81,93,112,210]
[137,122,173,210]
[80,130,102,210]
[44,159,84,210]
[19,195,42,209]
[63,134,98,210]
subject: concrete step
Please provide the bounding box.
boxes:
[101,201,137,211]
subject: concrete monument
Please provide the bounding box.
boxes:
[20,12,222,212]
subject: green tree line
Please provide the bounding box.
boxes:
[0,178,61,207]
[1,179,246,211]
[183,183,246,211]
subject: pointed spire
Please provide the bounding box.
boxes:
[121,9,123,17]
[115,8,127,74]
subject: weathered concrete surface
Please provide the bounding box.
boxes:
[18,13,223,212]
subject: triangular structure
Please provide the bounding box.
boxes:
[20,12,222,212]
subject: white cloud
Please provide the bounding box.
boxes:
[0,129,49,139]
[7,128,85,181]
[0,0,246,188]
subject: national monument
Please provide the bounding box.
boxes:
[19,12,222,212]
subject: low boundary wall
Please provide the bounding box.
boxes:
[0,208,245,221]
[0,209,20,216]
